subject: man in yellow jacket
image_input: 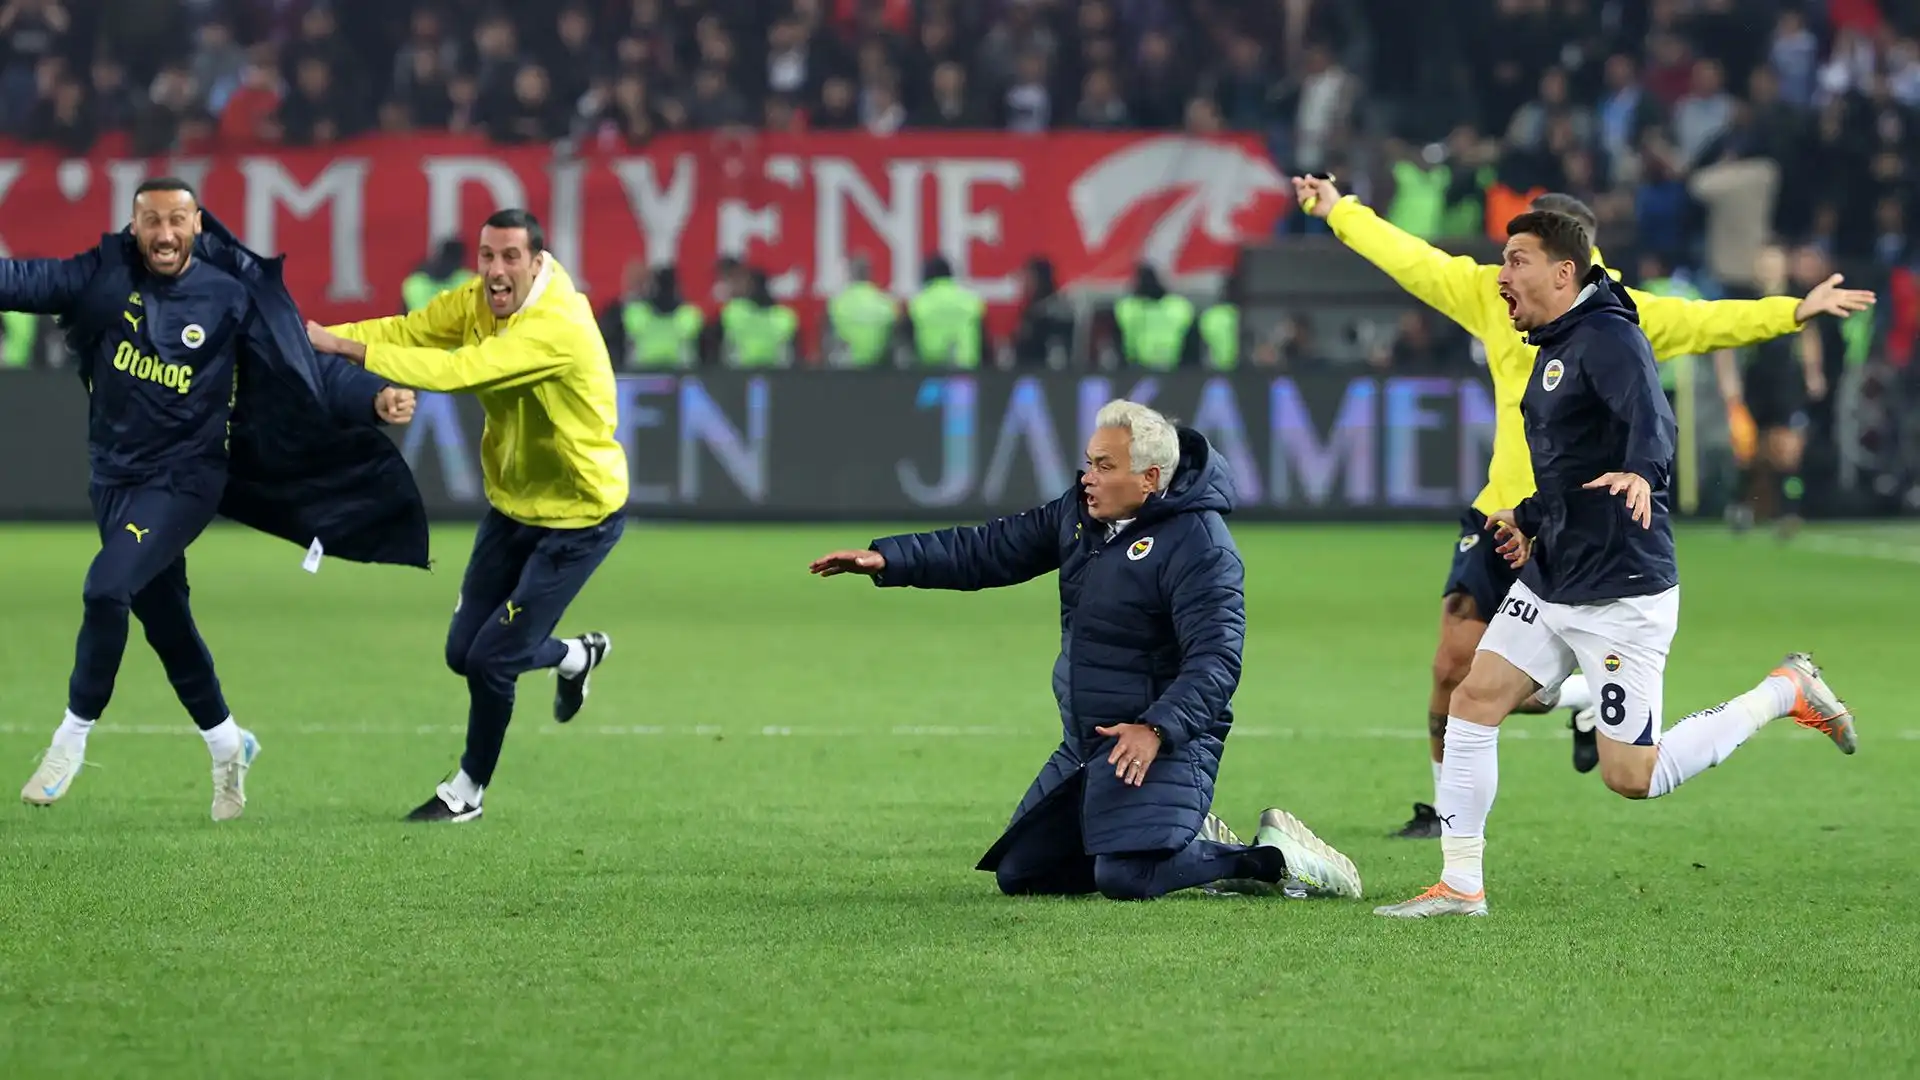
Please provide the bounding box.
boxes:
[1290,177,1875,839]
[306,209,630,823]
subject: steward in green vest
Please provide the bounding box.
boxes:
[618,266,705,369]
[1,310,39,367]
[1112,263,1195,369]
[825,256,901,367]
[1196,255,1246,370]
[720,269,798,367]
[401,239,476,312]
[905,255,984,368]
[1384,152,1495,240]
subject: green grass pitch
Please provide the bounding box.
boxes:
[1,520,1916,1078]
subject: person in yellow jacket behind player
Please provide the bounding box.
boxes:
[1290,176,1874,839]
[305,208,631,824]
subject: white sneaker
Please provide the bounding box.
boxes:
[1197,812,1280,897]
[22,744,85,806]
[1256,808,1364,899]
[1198,811,1243,846]
[211,729,260,822]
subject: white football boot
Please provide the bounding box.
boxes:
[1256,808,1364,898]
[210,729,260,821]
[21,744,86,806]
[1198,812,1275,896]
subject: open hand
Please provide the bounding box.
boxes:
[1585,472,1652,528]
[1291,174,1341,218]
[1095,723,1162,787]
[1486,509,1532,569]
[306,319,356,361]
[375,386,415,424]
[808,549,886,577]
[1793,273,1876,323]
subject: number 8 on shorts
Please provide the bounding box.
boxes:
[1478,581,1681,746]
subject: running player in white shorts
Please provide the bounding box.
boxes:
[1375,210,1859,919]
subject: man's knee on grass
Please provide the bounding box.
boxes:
[1092,857,1160,902]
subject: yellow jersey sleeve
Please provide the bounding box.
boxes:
[326,284,474,351]
[1627,289,1803,361]
[1326,196,1506,341]
[363,321,575,393]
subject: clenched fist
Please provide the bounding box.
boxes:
[375,386,416,425]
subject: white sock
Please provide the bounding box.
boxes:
[558,638,588,678]
[1648,675,1797,798]
[1557,673,1594,713]
[1437,716,1500,895]
[200,717,242,760]
[1430,758,1443,804]
[448,769,484,806]
[53,709,94,753]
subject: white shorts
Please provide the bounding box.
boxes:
[1478,580,1680,746]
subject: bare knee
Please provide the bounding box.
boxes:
[1447,654,1535,726]
[1448,678,1502,723]
[1431,651,1472,698]
[1601,755,1654,799]
[1433,594,1483,693]
[1766,429,1804,471]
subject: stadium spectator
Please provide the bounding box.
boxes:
[0,0,1907,382]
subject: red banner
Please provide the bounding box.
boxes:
[0,131,1289,348]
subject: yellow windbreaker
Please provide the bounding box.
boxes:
[327,258,628,528]
[1326,197,1803,514]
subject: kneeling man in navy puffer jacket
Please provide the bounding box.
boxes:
[810,399,1364,901]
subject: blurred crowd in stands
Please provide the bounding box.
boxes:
[0,0,1914,377]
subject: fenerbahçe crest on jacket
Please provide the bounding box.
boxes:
[91,268,246,484]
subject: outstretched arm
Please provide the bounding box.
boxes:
[242,309,396,425]
[315,350,395,424]
[325,284,470,351]
[309,318,573,394]
[1136,544,1246,751]
[1300,179,1506,341]
[1633,273,1874,361]
[867,496,1070,591]
[0,252,99,315]
[1631,289,1802,359]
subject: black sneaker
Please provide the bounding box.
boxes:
[553,631,611,723]
[404,782,483,823]
[1570,714,1600,774]
[1393,802,1442,839]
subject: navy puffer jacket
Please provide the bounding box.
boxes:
[871,427,1245,856]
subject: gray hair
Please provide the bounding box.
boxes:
[1094,399,1179,491]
